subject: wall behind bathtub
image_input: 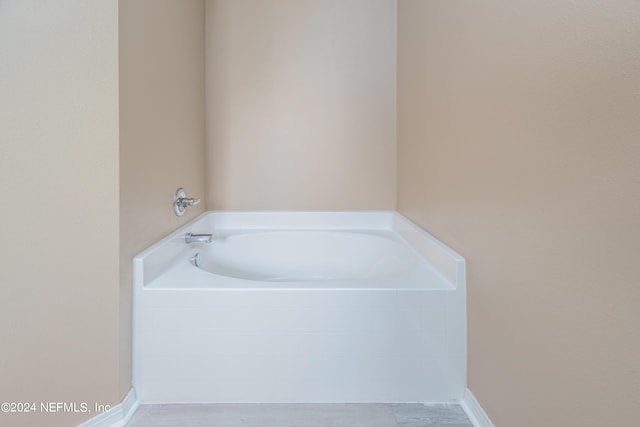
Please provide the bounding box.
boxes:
[397,1,640,426]
[205,0,397,210]
[0,1,120,426]
[119,0,206,399]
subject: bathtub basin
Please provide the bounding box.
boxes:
[198,230,416,281]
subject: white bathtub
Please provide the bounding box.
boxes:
[133,211,466,403]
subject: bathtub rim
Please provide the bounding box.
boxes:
[133,210,466,291]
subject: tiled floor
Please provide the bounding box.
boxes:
[125,403,473,427]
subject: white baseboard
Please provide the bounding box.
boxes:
[77,388,139,427]
[460,388,495,427]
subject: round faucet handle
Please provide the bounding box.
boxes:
[173,188,201,216]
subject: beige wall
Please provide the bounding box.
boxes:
[119,0,206,397]
[0,1,120,426]
[205,0,397,210]
[397,1,640,426]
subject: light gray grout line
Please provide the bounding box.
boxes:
[390,403,401,427]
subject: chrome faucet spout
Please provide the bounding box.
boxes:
[185,233,213,244]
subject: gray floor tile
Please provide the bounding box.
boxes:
[392,403,472,426]
[126,403,472,427]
